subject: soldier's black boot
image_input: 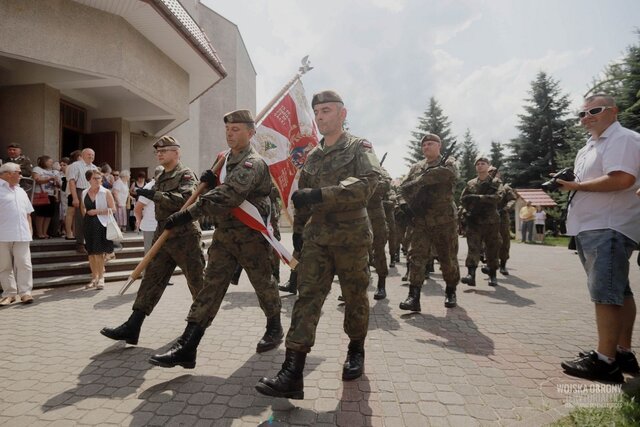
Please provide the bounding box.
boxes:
[444,287,457,308]
[499,260,509,276]
[488,269,498,287]
[230,265,243,285]
[256,314,284,353]
[461,267,476,287]
[149,322,205,369]
[342,339,365,380]
[427,260,435,273]
[389,258,395,268]
[399,286,421,312]
[481,265,490,275]
[255,349,306,399]
[278,270,298,295]
[100,309,145,345]
[373,276,386,300]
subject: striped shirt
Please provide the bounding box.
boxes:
[66,160,98,190]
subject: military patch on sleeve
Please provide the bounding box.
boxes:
[181,174,193,181]
[244,161,253,169]
[361,140,372,149]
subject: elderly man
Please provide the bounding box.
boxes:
[66,148,98,253]
[559,94,640,383]
[256,90,380,399]
[4,143,33,178]
[0,163,34,306]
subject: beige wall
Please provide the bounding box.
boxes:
[0,84,60,161]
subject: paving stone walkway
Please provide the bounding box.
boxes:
[1,232,639,426]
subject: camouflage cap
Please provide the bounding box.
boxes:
[152,135,180,149]
[475,154,490,165]
[421,133,441,144]
[311,90,344,107]
[223,109,254,124]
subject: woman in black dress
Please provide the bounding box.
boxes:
[81,170,116,289]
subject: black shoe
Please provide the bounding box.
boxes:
[499,261,509,276]
[230,265,243,286]
[278,270,298,295]
[578,350,640,374]
[461,267,476,287]
[373,277,386,300]
[481,266,490,275]
[561,350,624,383]
[149,322,205,369]
[166,282,174,286]
[100,310,145,345]
[427,261,435,273]
[256,349,306,399]
[338,295,345,301]
[389,260,395,268]
[399,286,421,312]
[256,315,284,353]
[444,290,457,308]
[488,269,498,287]
[342,339,365,381]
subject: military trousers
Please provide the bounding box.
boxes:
[408,220,460,289]
[133,232,204,315]
[499,216,511,262]
[286,240,370,353]
[187,227,281,329]
[465,222,501,270]
[384,204,397,262]
[369,213,389,278]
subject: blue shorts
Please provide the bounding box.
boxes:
[576,229,636,306]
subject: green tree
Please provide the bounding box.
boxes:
[404,97,457,167]
[458,129,478,184]
[504,72,577,188]
[489,141,505,170]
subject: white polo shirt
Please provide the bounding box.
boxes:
[138,180,158,232]
[66,160,97,190]
[566,121,640,242]
[0,179,34,242]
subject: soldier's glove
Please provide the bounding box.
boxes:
[291,188,322,209]
[164,210,193,230]
[292,232,303,253]
[200,170,218,188]
[136,188,156,200]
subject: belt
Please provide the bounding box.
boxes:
[309,208,368,224]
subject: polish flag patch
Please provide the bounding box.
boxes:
[244,161,253,168]
[361,140,372,148]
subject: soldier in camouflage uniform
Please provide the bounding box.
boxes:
[100,136,204,345]
[384,185,398,268]
[256,90,380,400]
[4,143,33,178]
[147,110,283,369]
[491,167,517,275]
[397,133,460,310]
[460,157,504,287]
[370,167,391,299]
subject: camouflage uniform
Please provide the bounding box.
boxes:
[498,184,517,264]
[399,156,460,292]
[286,132,380,353]
[367,169,390,279]
[460,176,504,271]
[4,155,33,177]
[185,146,280,328]
[384,186,398,264]
[132,162,205,315]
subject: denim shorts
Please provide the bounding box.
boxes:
[576,229,636,305]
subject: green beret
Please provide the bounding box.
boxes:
[311,90,344,108]
[421,133,441,144]
[153,135,180,149]
[223,109,254,124]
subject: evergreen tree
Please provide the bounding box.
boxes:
[458,129,479,183]
[505,72,577,188]
[404,97,457,167]
[489,141,505,170]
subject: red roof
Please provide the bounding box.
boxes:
[515,189,557,207]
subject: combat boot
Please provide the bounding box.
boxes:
[256,314,284,353]
[461,267,476,287]
[230,265,242,285]
[255,349,306,399]
[149,322,205,369]
[399,286,421,312]
[444,287,457,308]
[278,270,298,295]
[499,260,509,276]
[342,339,365,381]
[373,276,386,300]
[427,260,435,273]
[389,258,395,268]
[481,265,490,275]
[100,309,145,345]
[488,269,498,287]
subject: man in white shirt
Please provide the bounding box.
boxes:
[66,149,98,253]
[558,94,640,383]
[0,162,34,306]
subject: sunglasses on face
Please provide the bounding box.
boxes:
[578,106,612,119]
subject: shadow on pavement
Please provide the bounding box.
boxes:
[369,297,401,332]
[500,273,541,289]
[463,284,535,307]
[403,306,495,356]
[93,292,136,310]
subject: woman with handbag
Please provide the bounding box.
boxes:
[81,169,116,290]
[32,155,61,239]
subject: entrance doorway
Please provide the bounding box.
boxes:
[60,100,86,159]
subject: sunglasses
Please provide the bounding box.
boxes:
[577,106,612,119]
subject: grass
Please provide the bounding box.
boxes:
[512,235,571,247]
[551,389,640,427]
